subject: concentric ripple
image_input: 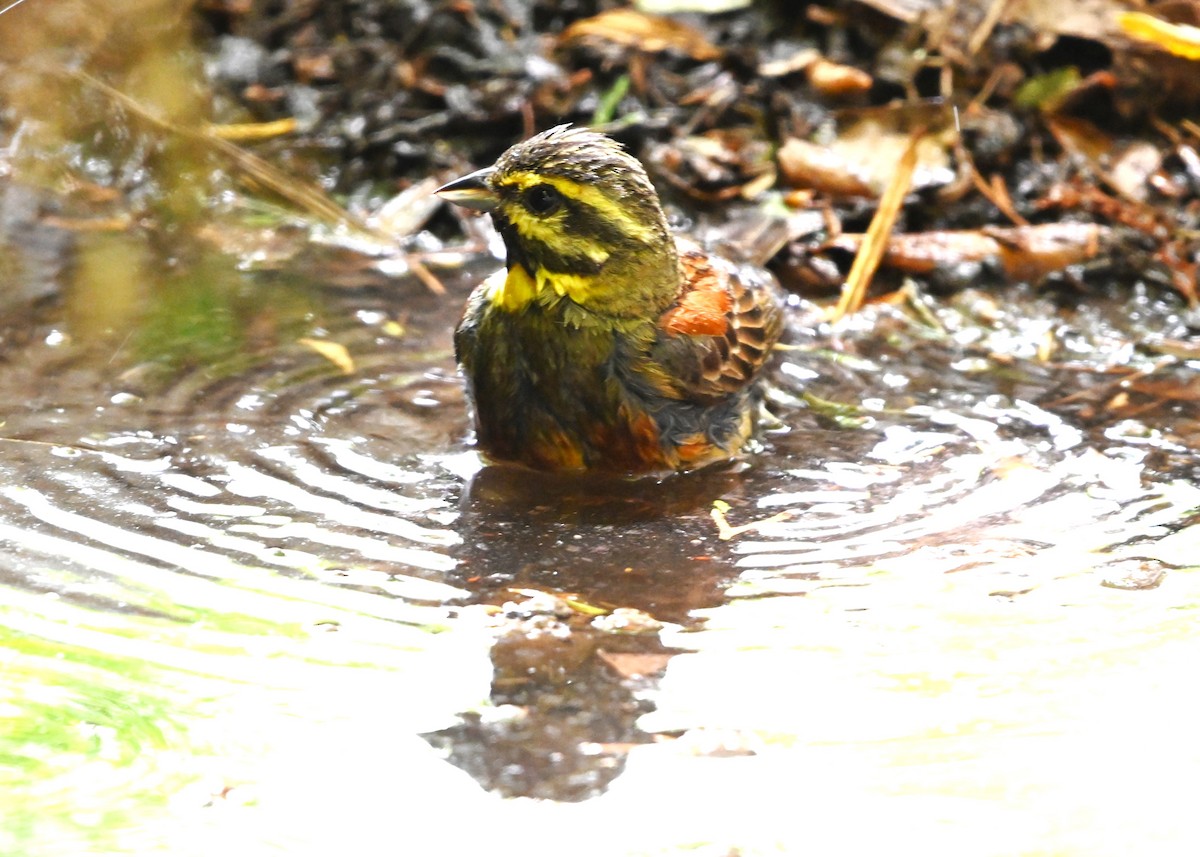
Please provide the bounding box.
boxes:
[0,252,1197,855]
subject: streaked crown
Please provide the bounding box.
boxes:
[491,125,668,238]
[438,125,679,317]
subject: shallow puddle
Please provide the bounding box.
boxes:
[1,186,1198,855]
[1,0,1198,852]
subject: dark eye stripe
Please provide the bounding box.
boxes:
[561,198,637,248]
[518,234,604,275]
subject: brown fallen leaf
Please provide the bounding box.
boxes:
[985,222,1108,282]
[596,650,673,680]
[1046,115,1168,206]
[777,138,877,198]
[757,48,872,96]
[758,47,822,77]
[807,57,874,96]
[778,104,956,199]
[1126,377,1200,402]
[827,222,1111,283]
[560,8,721,61]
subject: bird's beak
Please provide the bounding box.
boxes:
[435,166,499,212]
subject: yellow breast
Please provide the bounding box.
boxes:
[486,264,601,312]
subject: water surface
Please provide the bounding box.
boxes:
[1,195,1198,856]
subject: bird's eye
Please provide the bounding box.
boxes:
[522,184,563,216]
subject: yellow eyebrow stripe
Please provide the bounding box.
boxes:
[500,171,659,245]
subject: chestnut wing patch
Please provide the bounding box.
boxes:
[660,262,732,337]
[652,244,784,404]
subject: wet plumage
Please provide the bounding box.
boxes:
[437,125,784,473]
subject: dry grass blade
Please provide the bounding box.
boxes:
[406,256,447,296]
[829,128,924,322]
[967,0,1011,56]
[1117,11,1200,60]
[208,117,299,141]
[970,166,1030,226]
[710,500,794,541]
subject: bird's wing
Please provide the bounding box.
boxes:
[649,241,784,404]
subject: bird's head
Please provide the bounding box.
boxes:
[437,125,678,318]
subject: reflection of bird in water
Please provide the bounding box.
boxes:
[430,461,732,803]
[438,125,784,473]
[454,460,741,622]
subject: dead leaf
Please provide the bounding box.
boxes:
[827,222,1112,284]
[987,222,1109,282]
[560,8,721,61]
[807,58,874,96]
[299,338,355,374]
[758,47,821,77]
[635,0,751,12]
[1127,377,1200,402]
[778,104,956,198]
[596,650,673,679]
[777,138,877,197]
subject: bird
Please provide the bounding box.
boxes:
[436,124,785,474]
